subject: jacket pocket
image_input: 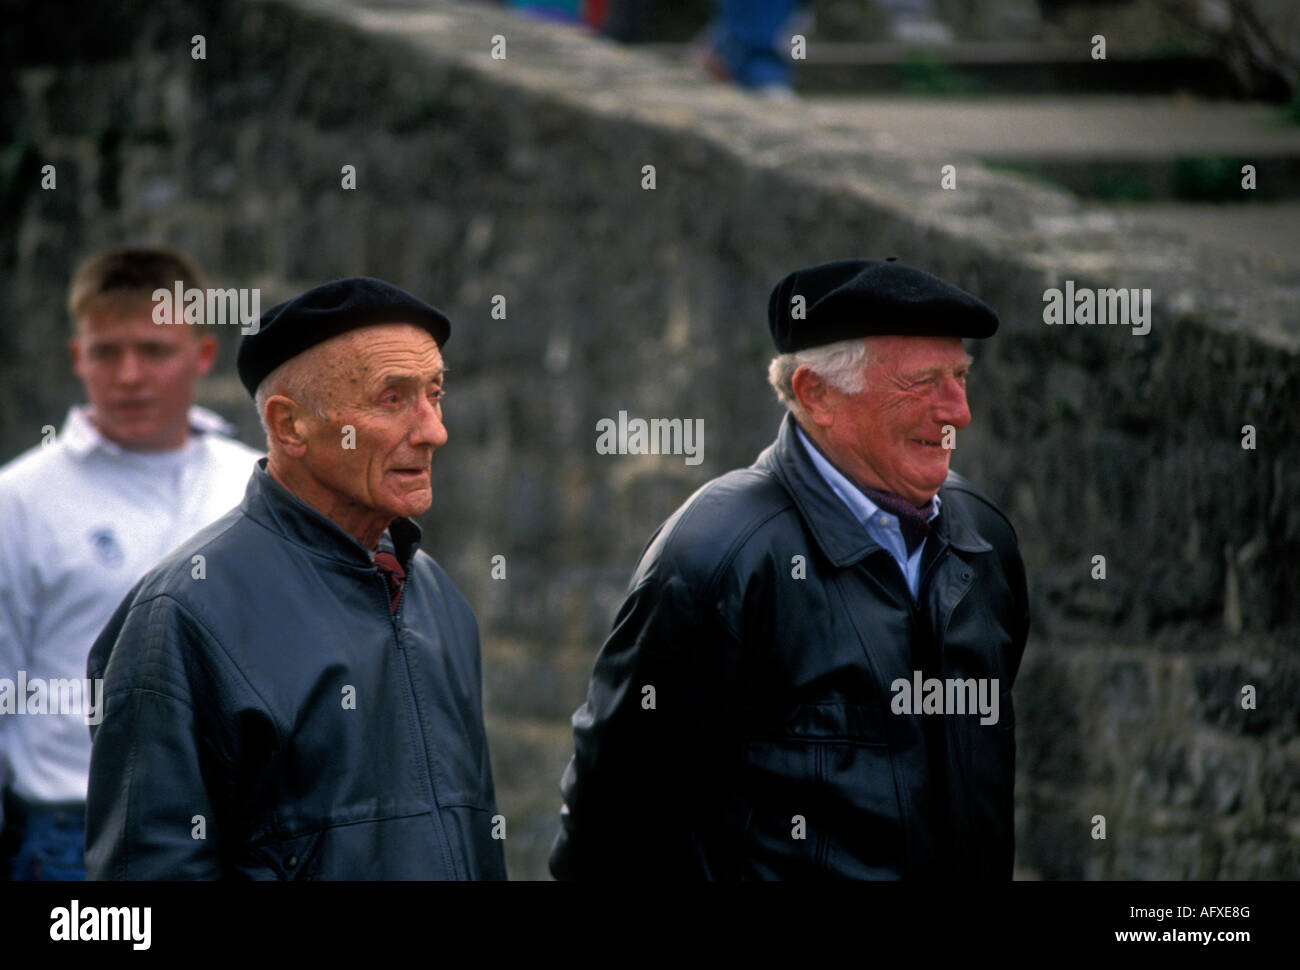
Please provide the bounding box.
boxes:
[244,828,326,881]
[740,703,902,879]
[437,804,507,880]
[241,811,454,880]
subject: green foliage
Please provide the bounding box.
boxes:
[1093,171,1153,202]
[896,49,982,96]
[1284,94,1300,126]
[1172,156,1248,201]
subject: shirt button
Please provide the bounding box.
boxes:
[285,855,298,868]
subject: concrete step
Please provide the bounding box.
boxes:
[645,42,1247,97]
[797,42,1245,98]
[1094,201,1300,272]
[804,95,1300,201]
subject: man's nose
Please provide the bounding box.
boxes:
[115,350,145,384]
[410,393,448,449]
[935,377,971,429]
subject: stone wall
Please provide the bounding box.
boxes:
[2,0,1296,879]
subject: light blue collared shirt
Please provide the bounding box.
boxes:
[795,425,941,598]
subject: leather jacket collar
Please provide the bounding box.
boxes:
[758,413,991,568]
[240,458,424,570]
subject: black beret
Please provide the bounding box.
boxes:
[237,277,451,396]
[767,258,998,353]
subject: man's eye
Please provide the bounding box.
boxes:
[429,387,445,403]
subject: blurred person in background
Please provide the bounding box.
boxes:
[700,0,808,94]
[0,246,260,880]
[698,0,952,94]
[507,0,609,29]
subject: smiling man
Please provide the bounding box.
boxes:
[84,277,505,880]
[551,258,1030,880]
[0,247,259,880]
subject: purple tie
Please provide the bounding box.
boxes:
[860,488,936,556]
[374,551,406,613]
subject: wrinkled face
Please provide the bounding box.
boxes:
[70,297,217,451]
[298,323,447,524]
[824,335,972,505]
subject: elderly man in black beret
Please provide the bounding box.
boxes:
[85,278,506,880]
[551,258,1030,880]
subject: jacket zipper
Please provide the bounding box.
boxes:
[382,570,459,879]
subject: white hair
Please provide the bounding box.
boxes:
[254,350,330,439]
[767,337,871,415]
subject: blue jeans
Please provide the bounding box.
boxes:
[710,0,802,89]
[4,796,86,881]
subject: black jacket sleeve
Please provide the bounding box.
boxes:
[549,566,703,880]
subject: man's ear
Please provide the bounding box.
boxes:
[69,336,85,380]
[194,335,218,376]
[264,396,311,458]
[791,365,837,428]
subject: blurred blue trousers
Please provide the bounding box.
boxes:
[711,0,801,89]
[4,795,86,881]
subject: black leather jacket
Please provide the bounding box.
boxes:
[86,460,506,880]
[551,414,1030,880]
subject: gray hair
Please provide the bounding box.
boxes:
[767,337,871,414]
[254,351,330,439]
